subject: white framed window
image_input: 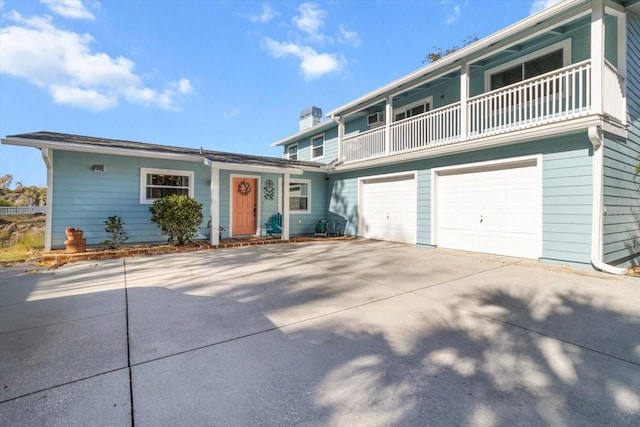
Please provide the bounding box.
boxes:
[140,167,194,204]
[311,134,324,160]
[278,178,312,214]
[394,97,433,122]
[287,144,298,161]
[484,39,571,91]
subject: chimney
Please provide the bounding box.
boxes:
[299,106,322,131]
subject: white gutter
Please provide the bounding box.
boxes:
[588,126,626,275]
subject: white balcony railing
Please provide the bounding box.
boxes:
[342,126,386,163]
[341,60,624,164]
[468,60,592,138]
[603,59,625,122]
[389,103,461,154]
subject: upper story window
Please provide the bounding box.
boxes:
[311,134,324,159]
[140,168,194,204]
[486,39,571,91]
[394,98,432,121]
[287,144,298,161]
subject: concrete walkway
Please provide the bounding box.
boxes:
[1,240,639,426]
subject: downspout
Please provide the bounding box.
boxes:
[588,126,626,275]
[41,148,53,251]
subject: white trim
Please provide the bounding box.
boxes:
[484,39,572,91]
[211,161,304,174]
[41,148,53,251]
[310,134,325,160]
[229,174,261,237]
[278,177,312,215]
[139,167,194,204]
[210,166,220,245]
[431,154,543,258]
[358,171,417,241]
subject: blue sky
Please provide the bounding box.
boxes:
[0,0,560,187]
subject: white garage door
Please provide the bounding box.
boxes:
[436,158,541,259]
[361,173,417,244]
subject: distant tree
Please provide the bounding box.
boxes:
[0,174,12,190]
[423,35,479,64]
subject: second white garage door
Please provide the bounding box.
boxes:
[435,157,542,259]
[360,173,417,244]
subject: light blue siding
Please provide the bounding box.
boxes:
[600,12,640,266]
[328,134,594,267]
[51,151,211,248]
[283,126,339,164]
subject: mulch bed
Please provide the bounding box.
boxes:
[1,236,354,268]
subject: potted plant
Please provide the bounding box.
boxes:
[65,227,83,240]
[64,227,86,253]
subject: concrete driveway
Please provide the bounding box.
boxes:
[1,240,639,426]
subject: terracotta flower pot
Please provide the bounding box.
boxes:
[64,227,86,253]
[65,227,83,240]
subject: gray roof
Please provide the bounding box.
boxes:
[6,131,326,170]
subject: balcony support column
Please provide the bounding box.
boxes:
[460,62,469,141]
[385,96,393,155]
[334,116,345,163]
[591,0,605,115]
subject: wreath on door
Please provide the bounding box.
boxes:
[238,180,252,195]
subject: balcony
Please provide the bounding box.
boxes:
[341,60,625,164]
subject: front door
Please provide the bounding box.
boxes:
[232,177,257,235]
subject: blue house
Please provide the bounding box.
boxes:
[3,0,639,274]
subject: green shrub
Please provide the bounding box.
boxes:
[149,195,203,245]
[0,198,13,206]
[103,215,128,249]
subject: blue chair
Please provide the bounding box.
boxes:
[265,213,282,239]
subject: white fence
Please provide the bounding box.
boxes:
[0,206,47,215]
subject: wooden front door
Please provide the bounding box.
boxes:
[232,177,257,235]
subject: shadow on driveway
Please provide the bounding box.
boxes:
[1,241,639,425]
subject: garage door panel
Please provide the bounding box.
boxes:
[362,175,416,244]
[437,160,541,259]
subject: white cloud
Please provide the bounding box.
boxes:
[249,3,279,23]
[293,2,327,42]
[0,11,192,111]
[338,25,360,47]
[530,0,563,14]
[50,85,116,111]
[440,1,461,26]
[224,108,239,119]
[41,0,95,20]
[263,37,342,80]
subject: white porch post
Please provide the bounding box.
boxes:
[385,96,393,155]
[337,117,345,163]
[41,148,53,251]
[591,0,605,115]
[210,165,220,245]
[282,173,290,240]
[460,62,469,141]
[617,8,627,126]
